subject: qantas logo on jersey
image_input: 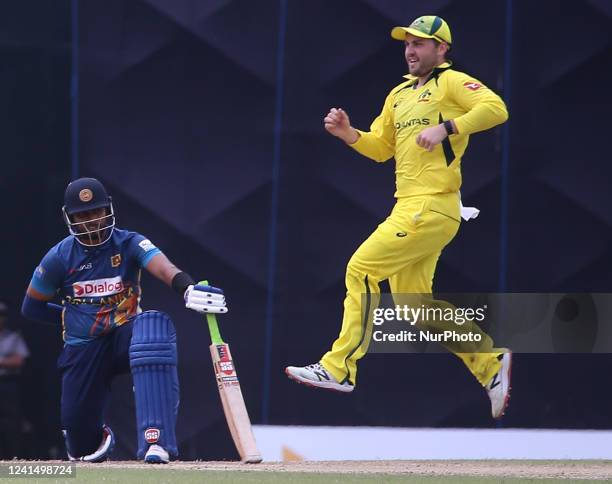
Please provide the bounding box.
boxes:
[73,276,124,297]
[395,118,430,130]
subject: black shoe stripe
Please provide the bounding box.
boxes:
[314,371,330,382]
[490,373,500,390]
[342,275,371,385]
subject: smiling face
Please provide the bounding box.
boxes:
[404,33,448,78]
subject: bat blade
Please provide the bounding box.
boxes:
[210,343,262,463]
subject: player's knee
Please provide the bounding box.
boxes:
[129,311,177,368]
[346,257,373,283]
[346,256,361,276]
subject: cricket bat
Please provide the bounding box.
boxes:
[201,281,262,463]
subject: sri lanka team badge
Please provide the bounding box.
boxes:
[111,254,121,268]
[79,189,93,202]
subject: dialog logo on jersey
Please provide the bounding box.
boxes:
[144,428,160,444]
[73,276,124,297]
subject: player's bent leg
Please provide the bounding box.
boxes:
[63,425,115,462]
[129,311,179,462]
[58,336,115,461]
[285,252,382,389]
[388,221,512,419]
[318,264,380,386]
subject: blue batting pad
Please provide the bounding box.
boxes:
[129,311,179,459]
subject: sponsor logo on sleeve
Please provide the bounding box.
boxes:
[138,239,157,252]
[144,428,160,444]
[35,266,46,277]
[463,81,483,91]
[72,276,124,297]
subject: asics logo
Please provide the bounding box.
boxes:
[73,276,124,297]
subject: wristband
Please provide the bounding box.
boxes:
[443,120,455,135]
[171,271,196,295]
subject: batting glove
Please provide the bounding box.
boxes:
[184,284,228,314]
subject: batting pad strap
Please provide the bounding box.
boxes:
[129,342,176,366]
[129,311,179,459]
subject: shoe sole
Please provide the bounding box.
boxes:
[144,456,168,464]
[284,368,354,393]
[493,351,513,419]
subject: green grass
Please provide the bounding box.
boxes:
[7,469,603,484]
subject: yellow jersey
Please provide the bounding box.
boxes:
[351,62,508,198]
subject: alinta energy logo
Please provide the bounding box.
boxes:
[463,81,482,91]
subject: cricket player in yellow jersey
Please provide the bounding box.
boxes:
[286,16,512,418]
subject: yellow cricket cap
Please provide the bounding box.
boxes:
[391,15,452,45]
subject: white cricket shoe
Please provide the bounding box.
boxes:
[144,444,170,464]
[486,351,513,419]
[285,362,354,393]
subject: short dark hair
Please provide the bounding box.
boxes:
[432,39,452,60]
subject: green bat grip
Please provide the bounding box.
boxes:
[199,280,225,345]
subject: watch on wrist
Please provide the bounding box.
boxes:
[443,120,455,135]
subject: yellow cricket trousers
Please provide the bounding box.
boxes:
[320,192,502,386]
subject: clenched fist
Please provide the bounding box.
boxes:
[416,124,449,152]
[323,108,359,144]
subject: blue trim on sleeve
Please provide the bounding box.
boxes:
[141,248,161,268]
[30,277,57,297]
[30,249,65,297]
